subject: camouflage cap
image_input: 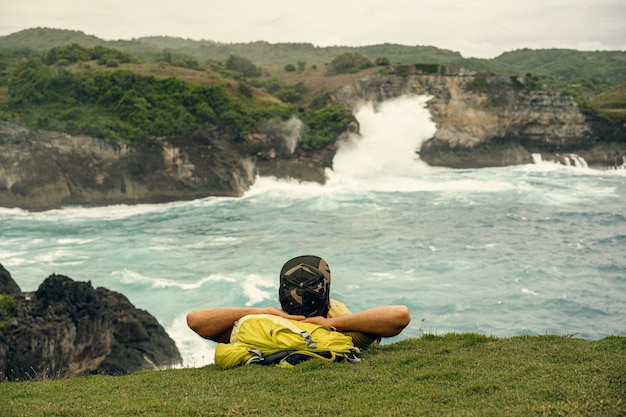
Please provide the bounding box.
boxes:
[279,255,331,317]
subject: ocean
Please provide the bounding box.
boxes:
[1,96,625,367]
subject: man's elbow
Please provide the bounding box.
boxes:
[391,305,411,336]
[186,311,201,334]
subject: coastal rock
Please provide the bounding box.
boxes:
[330,68,626,169]
[0,120,335,211]
[2,68,625,211]
[0,264,182,380]
[0,264,21,295]
[0,123,256,211]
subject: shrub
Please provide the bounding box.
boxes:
[327,53,373,75]
[0,295,17,318]
[225,55,261,77]
[300,106,353,150]
[284,64,296,72]
[414,64,440,74]
[375,57,390,66]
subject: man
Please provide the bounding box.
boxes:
[187,255,411,350]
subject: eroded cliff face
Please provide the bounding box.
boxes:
[2,68,624,211]
[0,119,339,211]
[330,68,626,169]
[0,123,256,211]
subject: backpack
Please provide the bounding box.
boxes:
[214,314,360,369]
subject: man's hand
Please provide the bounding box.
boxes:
[265,306,306,321]
[301,316,333,326]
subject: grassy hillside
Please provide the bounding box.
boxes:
[590,82,626,120]
[0,43,359,147]
[0,334,624,416]
[0,27,624,143]
[2,28,625,97]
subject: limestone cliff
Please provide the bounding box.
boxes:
[330,67,626,169]
[0,120,336,211]
[0,123,256,211]
[0,264,182,380]
[2,68,625,212]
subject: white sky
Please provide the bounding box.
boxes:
[0,0,624,58]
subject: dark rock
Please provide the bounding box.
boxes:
[0,264,21,295]
[0,265,182,380]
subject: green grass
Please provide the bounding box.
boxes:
[589,82,626,121]
[1,333,624,416]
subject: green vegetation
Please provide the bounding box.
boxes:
[0,295,17,334]
[0,295,17,318]
[42,44,133,66]
[414,63,440,74]
[0,334,624,416]
[0,27,624,146]
[590,82,626,120]
[300,106,354,150]
[327,52,374,75]
[224,55,262,78]
[0,54,353,148]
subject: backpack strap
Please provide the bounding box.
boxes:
[270,317,318,349]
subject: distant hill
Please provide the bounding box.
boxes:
[0,27,106,50]
[1,27,625,100]
[0,28,626,118]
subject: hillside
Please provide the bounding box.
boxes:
[1,28,625,100]
[1,334,624,416]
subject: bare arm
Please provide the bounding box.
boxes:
[302,305,410,338]
[186,306,305,343]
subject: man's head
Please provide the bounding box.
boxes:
[279,255,331,317]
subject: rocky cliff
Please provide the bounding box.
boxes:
[0,122,258,211]
[1,68,625,211]
[0,264,182,381]
[330,67,626,169]
[0,120,336,211]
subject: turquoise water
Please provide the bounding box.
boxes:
[1,96,625,367]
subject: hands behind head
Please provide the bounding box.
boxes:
[265,306,306,321]
[266,306,332,326]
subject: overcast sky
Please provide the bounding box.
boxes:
[0,0,624,59]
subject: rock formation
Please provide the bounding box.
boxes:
[330,66,626,169]
[0,120,335,211]
[0,123,256,211]
[0,264,182,381]
[1,68,624,211]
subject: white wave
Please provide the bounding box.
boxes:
[332,95,436,179]
[242,274,276,306]
[166,313,215,367]
[2,198,213,222]
[521,288,538,296]
[0,254,28,267]
[115,269,236,290]
[244,175,326,199]
[0,249,26,260]
[57,238,94,245]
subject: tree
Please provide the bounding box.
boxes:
[328,53,373,75]
[225,55,261,77]
[375,56,390,66]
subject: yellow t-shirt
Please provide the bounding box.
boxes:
[327,298,378,350]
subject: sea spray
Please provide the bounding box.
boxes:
[330,95,436,179]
